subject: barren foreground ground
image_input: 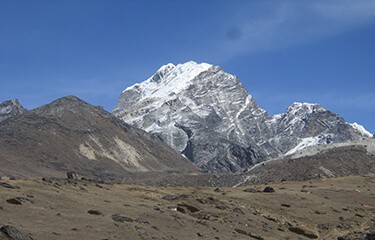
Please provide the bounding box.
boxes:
[1,175,374,240]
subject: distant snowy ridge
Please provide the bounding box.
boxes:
[350,122,373,138]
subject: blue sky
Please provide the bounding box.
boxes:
[1,0,374,133]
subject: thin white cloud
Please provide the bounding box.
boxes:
[221,0,375,57]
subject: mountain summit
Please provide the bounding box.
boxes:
[0,98,26,122]
[113,61,372,173]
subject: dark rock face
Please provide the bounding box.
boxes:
[0,96,197,180]
[114,61,371,173]
[0,99,26,123]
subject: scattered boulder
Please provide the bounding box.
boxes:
[9,176,18,180]
[197,232,204,237]
[233,207,244,214]
[136,218,149,224]
[67,172,79,180]
[263,186,275,193]
[366,232,375,239]
[135,226,147,237]
[0,182,19,189]
[243,188,257,193]
[197,213,219,221]
[177,203,200,213]
[42,177,53,183]
[162,195,178,201]
[0,225,33,240]
[288,226,318,239]
[111,214,133,222]
[178,194,189,199]
[176,206,186,214]
[234,228,264,240]
[281,204,291,208]
[6,197,33,205]
[87,210,102,215]
[337,237,350,240]
[214,187,224,192]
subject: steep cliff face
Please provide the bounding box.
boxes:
[114,61,371,173]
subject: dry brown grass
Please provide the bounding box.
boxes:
[1,175,374,239]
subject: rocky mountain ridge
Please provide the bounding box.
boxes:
[0,99,26,123]
[0,96,197,179]
[114,61,373,173]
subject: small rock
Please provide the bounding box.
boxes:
[233,207,244,214]
[288,226,318,239]
[198,213,219,221]
[176,206,186,214]
[42,177,53,183]
[314,210,326,215]
[243,188,257,193]
[215,205,228,210]
[317,223,332,230]
[177,203,200,213]
[87,210,102,215]
[111,214,133,222]
[214,187,224,192]
[178,194,189,199]
[67,172,79,180]
[263,186,275,193]
[136,218,149,224]
[162,195,177,201]
[135,226,147,236]
[337,237,350,240]
[9,176,18,180]
[0,182,20,189]
[6,197,33,205]
[366,232,375,239]
[0,225,33,240]
[197,232,204,237]
[281,204,291,208]
[234,228,264,240]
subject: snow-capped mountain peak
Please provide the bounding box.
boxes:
[287,102,324,115]
[124,61,212,99]
[114,61,373,173]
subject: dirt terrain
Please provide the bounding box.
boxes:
[1,175,374,240]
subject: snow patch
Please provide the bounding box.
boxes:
[124,61,212,100]
[350,122,373,138]
[286,135,327,155]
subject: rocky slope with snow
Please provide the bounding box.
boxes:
[113,61,373,173]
